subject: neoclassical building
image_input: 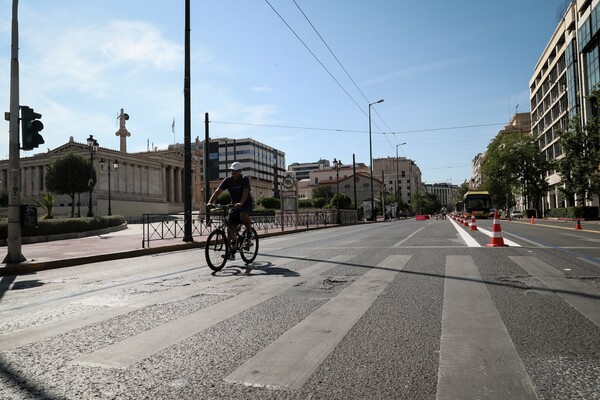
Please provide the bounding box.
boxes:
[0,111,286,219]
[0,136,192,218]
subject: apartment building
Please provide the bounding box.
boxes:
[530,0,600,209]
[372,157,422,207]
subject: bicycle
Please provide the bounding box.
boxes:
[204,204,259,272]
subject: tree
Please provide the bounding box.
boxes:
[34,192,55,219]
[481,132,548,213]
[330,193,352,209]
[555,88,600,205]
[311,185,333,208]
[45,152,95,218]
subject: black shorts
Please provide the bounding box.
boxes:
[228,203,252,225]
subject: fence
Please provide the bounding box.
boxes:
[142,209,359,248]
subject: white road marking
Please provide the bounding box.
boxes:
[511,256,600,328]
[448,218,481,247]
[436,255,537,400]
[72,255,353,368]
[225,255,411,390]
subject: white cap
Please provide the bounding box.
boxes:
[229,161,242,171]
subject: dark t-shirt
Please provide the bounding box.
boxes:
[218,175,252,205]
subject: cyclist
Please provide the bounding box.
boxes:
[440,206,447,220]
[206,162,254,259]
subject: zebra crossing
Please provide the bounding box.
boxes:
[1,250,599,399]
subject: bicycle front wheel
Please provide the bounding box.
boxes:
[205,228,229,272]
[240,227,259,264]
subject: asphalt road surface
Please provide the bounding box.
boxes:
[1,218,599,399]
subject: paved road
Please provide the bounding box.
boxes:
[1,219,599,399]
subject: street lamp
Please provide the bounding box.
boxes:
[100,159,118,216]
[86,135,99,217]
[369,99,384,220]
[333,158,342,224]
[395,142,406,219]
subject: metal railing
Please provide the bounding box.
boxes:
[142,209,359,248]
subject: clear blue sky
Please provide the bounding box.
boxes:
[1,0,565,184]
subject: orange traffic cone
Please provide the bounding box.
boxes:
[531,216,535,224]
[469,212,478,231]
[487,211,508,247]
[463,215,469,227]
[575,218,582,230]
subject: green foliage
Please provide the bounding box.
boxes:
[45,152,96,218]
[481,132,549,212]
[0,215,126,239]
[546,206,598,219]
[215,191,231,205]
[412,191,441,214]
[299,199,313,208]
[260,197,281,209]
[33,192,55,219]
[330,193,352,209]
[555,109,600,205]
[311,185,333,208]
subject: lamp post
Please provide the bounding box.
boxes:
[86,135,99,217]
[395,142,406,219]
[368,99,384,221]
[333,158,342,224]
[100,159,118,216]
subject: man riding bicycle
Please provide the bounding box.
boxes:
[206,162,254,259]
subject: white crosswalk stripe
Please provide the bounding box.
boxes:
[2,249,599,399]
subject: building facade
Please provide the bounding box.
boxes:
[288,160,330,181]
[171,137,286,202]
[372,157,423,207]
[1,132,286,219]
[424,183,459,208]
[530,0,600,209]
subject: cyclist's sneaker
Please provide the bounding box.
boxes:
[245,231,253,241]
[222,251,235,260]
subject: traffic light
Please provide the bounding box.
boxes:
[20,105,44,151]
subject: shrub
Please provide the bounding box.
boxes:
[0,215,126,239]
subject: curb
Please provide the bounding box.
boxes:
[0,223,352,277]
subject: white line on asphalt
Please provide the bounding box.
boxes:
[448,218,481,247]
[477,227,521,247]
[394,226,426,247]
[436,256,537,400]
[510,256,600,328]
[224,254,411,390]
[72,255,353,369]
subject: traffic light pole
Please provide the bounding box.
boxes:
[4,0,26,263]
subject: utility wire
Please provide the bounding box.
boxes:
[291,0,396,147]
[264,0,365,118]
[212,120,506,135]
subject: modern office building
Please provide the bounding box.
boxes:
[170,137,286,201]
[424,183,459,208]
[530,0,600,209]
[288,160,330,181]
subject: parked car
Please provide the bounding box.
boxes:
[510,210,523,219]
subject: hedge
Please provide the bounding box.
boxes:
[545,206,599,220]
[0,215,126,239]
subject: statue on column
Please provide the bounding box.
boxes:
[115,108,131,153]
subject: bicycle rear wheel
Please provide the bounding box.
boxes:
[240,227,259,264]
[205,228,229,271]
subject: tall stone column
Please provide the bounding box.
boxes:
[115,108,131,153]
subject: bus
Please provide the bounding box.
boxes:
[463,191,492,218]
[454,201,464,214]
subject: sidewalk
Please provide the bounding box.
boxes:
[0,222,344,277]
